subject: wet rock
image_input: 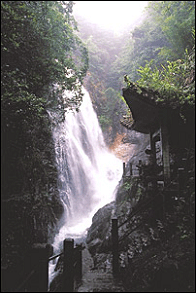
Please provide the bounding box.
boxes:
[86,202,115,255]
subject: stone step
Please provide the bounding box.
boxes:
[76,249,125,292]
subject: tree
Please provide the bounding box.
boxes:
[116,1,195,84]
[1,1,88,115]
[136,37,195,111]
[1,0,89,198]
[1,3,88,280]
[150,1,195,59]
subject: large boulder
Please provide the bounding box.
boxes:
[86,202,115,255]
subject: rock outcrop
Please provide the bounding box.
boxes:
[85,129,195,292]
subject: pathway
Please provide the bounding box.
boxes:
[76,248,125,292]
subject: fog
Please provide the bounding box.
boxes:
[73,1,149,34]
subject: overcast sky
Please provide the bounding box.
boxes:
[73,1,149,34]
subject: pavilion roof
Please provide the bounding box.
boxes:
[122,85,161,134]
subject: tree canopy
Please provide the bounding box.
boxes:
[1,1,88,119]
[75,1,195,137]
[113,1,195,85]
[136,43,195,108]
[122,1,195,124]
[2,2,90,281]
[119,1,195,128]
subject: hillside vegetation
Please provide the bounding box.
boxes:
[1,1,195,291]
[1,1,88,291]
[75,1,195,143]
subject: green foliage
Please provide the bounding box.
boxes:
[123,181,132,191]
[98,87,127,132]
[1,1,88,116]
[150,1,195,58]
[121,5,195,123]
[116,1,195,85]
[110,37,138,87]
[113,5,173,85]
[121,177,142,205]
[77,17,125,90]
[98,115,112,131]
[74,17,129,136]
[120,3,195,125]
[1,0,89,196]
[74,1,195,137]
[136,44,195,108]
[1,2,88,277]
[1,0,89,199]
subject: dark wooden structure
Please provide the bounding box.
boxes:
[21,243,53,292]
[122,86,172,186]
[122,84,195,188]
[15,239,83,292]
[63,238,74,292]
[112,217,119,277]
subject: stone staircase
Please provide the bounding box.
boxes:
[76,249,125,292]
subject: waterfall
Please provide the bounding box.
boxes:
[48,87,122,284]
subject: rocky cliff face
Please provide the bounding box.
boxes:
[109,130,150,163]
[85,129,195,292]
[86,129,151,260]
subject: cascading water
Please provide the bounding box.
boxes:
[48,87,122,284]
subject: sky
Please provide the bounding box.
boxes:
[73,1,149,34]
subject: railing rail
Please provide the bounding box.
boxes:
[111,159,191,277]
[48,251,63,262]
[14,269,35,292]
[14,240,82,292]
[14,158,191,291]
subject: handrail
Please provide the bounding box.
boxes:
[14,269,35,292]
[117,193,157,229]
[119,221,144,245]
[48,244,82,262]
[117,168,182,230]
[14,158,192,291]
[117,162,193,241]
[14,242,83,292]
[48,251,63,262]
[111,169,183,275]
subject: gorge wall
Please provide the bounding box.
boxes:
[85,128,195,292]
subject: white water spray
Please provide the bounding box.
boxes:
[48,87,122,284]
